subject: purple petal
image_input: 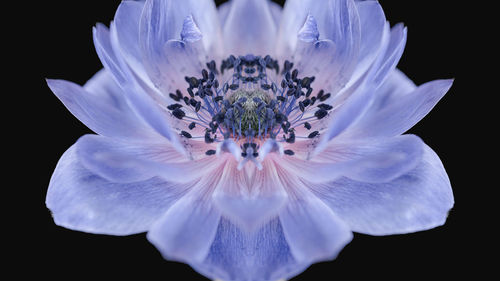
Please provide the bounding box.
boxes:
[368,68,417,112]
[192,218,312,281]
[346,79,453,138]
[46,144,190,235]
[277,170,352,263]
[76,134,220,184]
[212,160,287,231]
[372,23,407,86]
[147,161,227,263]
[47,74,152,140]
[310,143,454,235]
[222,0,278,55]
[282,134,424,184]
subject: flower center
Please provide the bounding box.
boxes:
[165,54,335,168]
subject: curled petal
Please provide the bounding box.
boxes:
[310,143,454,235]
[46,145,190,235]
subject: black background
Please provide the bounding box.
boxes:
[10,0,488,279]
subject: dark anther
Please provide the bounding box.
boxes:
[241,152,248,157]
[202,69,208,80]
[187,88,194,97]
[205,131,215,143]
[304,122,311,130]
[195,101,201,112]
[169,93,181,101]
[188,122,196,130]
[306,88,313,97]
[199,89,206,98]
[180,131,192,138]
[283,60,294,74]
[206,60,217,74]
[253,97,262,104]
[214,96,224,102]
[261,84,271,90]
[229,84,239,90]
[271,83,278,93]
[275,112,287,124]
[292,69,298,80]
[214,79,219,89]
[244,67,256,74]
[299,101,305,112]
[310,96,317,105]
[189,98,197,107]
[208,71,215,81]
[174,89,183,100]
[319,93,331,102]
[185,76,199,88]
[317,103,333,110]
[285,131,295,143]
[317,90,324,100]
[277,96,286,102]
[301,77,312,89]
[281,79,287,88]
[284,149,295,156]
[286,88,295,96]
[167,103,182,110]
[172,108,185,119]
[302,99,311,107]
[183,96,190,105]
[315,109,328,119]
[209,121,219,133]
[308,131,320,138]
[281,121,291,133]
[253,152,259,158]
[205,149,216,156]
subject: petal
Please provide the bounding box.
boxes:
[147,159,227,263]
[93,24,183,148]
[212,159,287,231]
[46,144,190,235]
[346,79,453,138]
[222,0,279,55]
[281,134,424,184]
[292,0,361,94]
[350,0,388,82]
[75,134,220,184]
[47,74,152,140]
[369,68,417,112]
[310,143,454,235]
[274,164,352,263]
[192,218,312,281]
[372,23,407,86]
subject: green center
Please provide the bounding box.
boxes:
[229,89,270,134]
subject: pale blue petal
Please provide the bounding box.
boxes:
[350,0,388,82]
[372,23,407,86]
[192,218,312,281]
[346,79,453,138]
[279,186,352,264]
[47,74,152,140]
[46,144,189,235]
[282,134,424,184]
[212,161,287,232]
[76,134,219,184]
[93,23,184,149]
[310,143,454,235]
[147,163,228,263]
[222,0,278,55]
[369,68,417,111]
[292,0,361,94]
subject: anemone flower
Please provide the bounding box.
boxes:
[46,0,454,280]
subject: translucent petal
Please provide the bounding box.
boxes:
[46,145,190,235]
[310,143,454,235]
[76,134,222,183]
[212,160,287,231]
[47,75,152,140]
[222,0,278,55]
[192,218,312,281]
[281,134,424,184]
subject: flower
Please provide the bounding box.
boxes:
[46,0,454,280]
